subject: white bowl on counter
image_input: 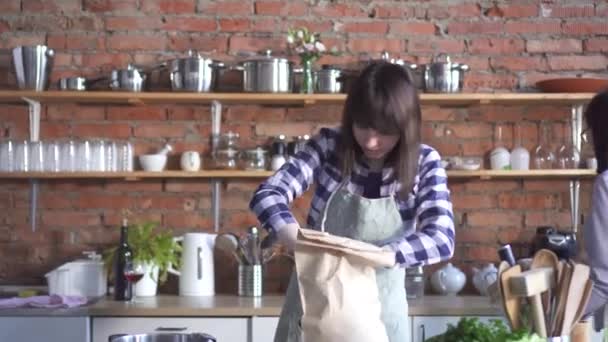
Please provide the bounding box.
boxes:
[139,154,167,172]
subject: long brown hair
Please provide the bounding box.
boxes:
[584,89,608,174]
[338,62,422,195]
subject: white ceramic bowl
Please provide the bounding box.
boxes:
[138,154,167,172]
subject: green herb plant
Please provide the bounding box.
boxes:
[425,317,544,342]
[104,221,181,284]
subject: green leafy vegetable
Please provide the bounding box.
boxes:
[425,317,543,342]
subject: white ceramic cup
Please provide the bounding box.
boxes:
[180,151,201,171]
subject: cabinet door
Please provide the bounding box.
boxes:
[251,316,279,342]
[92,317,248,342]
[0,316,90,342]
[411,316,505,342]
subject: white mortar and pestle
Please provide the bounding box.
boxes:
[139,144,172,172]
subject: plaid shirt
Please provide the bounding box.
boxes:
[249,127,455,267]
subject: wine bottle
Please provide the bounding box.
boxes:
[113,218,133,301]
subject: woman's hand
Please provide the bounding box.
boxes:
[276,223,300,251]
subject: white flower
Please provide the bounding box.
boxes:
[297,30,304,38]
[286,35,294,44]
[314,42,326,52]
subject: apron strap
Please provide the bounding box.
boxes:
[320,178,349,232]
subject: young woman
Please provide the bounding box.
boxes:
[582,90,608,329]
[249,62,455,342]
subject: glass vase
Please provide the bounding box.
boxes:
[300,58,315,94]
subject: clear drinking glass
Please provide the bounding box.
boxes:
[510,122,530,170]
[15,140,29,172]
[105,140,118,172]
[60,139,77,172]
[28,141,44,172]
[556,122,580,169]
[44,140,60,172]
[90,139,107,172]
[532,121,555,169]
[76,139,92,171]
[0,140,15,172]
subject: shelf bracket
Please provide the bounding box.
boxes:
[569,103,584,233]
[23,97,41,233]
[211,100,222,233]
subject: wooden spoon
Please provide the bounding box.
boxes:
[559,263,590,336]
[500,264,523,331]
[531,249,559,323]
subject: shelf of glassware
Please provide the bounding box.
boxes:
[0,169,596,181]
[0,91,595,106]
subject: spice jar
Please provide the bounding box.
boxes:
[241,147,268,171]
[405,266,425,299]
[213,148,239,169]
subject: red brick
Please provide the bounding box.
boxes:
[278,19,334,34]
[255,122,315,138]
[526,39,582,54]
[0,1,21,12]
[103,211,163,227]
[422,107,462,122]
[42,212,101,227]
[51,52,73,67]
[429,141,461,157]
[163,17,217,32]
[468,38,525,55]
[221,210,259,229]
[348,38,403,54]
[138,195,197,211]
[0,20,9,34]
[524,211,573,229]
[107,107,167,121]
[447,122,494,139]
[199,2,252,15]
[498,193,560,210]
[11,15,68,32]
[286,106,341,124]
[251,18,278,33]
[461,140,493,157]
[465,181,520,193]
[407,38,465,54]
[168,107,211,121]
[40,122,71,139]
[74,194,134,209]
[491,56,547,72]
[562,22,608,35]
[141,0,195,14]
[427,4,481,19]
[485,4,538,17]
[465,73,518,91]
[467,211,523,227]
[134,124,190,138]
[311,3,366,18]
[22,0,80,13]
[452,194,497,210]
[497,227,535,245]
[541,5,595,17]
[548,55,608,71]
[164,212,213,229]
[64,34,105,50]
[373,5,419,19]
[228,36,284,54]
[83,0,139,12]
[598,5,608,17]
[341,22,388,34]
[584,38,608,53]
[218,19,250,32]
[80,52,132,68]
[254,1,307,16]
[1,35,46,49]
[504,20,562,35]
[447,22,504,35]
[165,180,211,193]
[465,245,501,263]
[227,106,286,123]
[221,193,253,210]
[73,123,131,139]
[389,22,436,35]
[67,16,104,30]
[107,34,167,51]
[105,16,163,31]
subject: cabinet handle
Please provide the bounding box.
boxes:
[156,327,187,331]
[420,324,425,342]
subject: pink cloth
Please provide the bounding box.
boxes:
[0,295,87,309]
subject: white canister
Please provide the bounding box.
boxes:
[490,147,511,170]
[180,151,201,171]
[510,147,530,170]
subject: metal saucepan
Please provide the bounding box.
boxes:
[233,50,294,93]
[423,54,469,93]
[314,64,343,94]
[57,76,106,91]
[109,63,166,92]
[169,49,225,92]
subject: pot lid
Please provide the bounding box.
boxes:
[243,49,291,64]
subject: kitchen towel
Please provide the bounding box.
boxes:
[295,228,395,342]
[0,294,87,309]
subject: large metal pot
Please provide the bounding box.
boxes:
[110,64,148,92]
[236,50,294,93]
[12,45,55,90]
[109,333,216,342]
[314,65,343,94]
[169,50,225,92]
[423,55,469,93]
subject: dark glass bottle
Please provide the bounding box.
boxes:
[113,218,132,301]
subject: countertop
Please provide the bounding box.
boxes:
[0,295,503,317]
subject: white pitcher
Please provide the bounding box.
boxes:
[169,233,217,296]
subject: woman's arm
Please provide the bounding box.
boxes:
[584,174,608,317]
[249,128,333,233]
[388,147,455,267]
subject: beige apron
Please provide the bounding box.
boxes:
[274,181,409,342]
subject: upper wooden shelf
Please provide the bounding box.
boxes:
[0,169,595,181]
[0,91,595,106]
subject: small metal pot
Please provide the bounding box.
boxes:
[58,76,106,91]
[169,50,225,92]
[423,54,469,93]
[110,64,147,92]
[236,50,294,93]
[314,65,343,94]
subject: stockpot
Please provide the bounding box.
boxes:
[110,64,148,92]
[235,50,294,93]
[423,54,469,93]
[314,65,343,94]
[169,50,225,92]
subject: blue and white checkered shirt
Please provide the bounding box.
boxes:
[249,127,455,267]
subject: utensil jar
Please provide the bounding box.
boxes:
[238,264,263,297]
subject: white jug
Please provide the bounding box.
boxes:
[169,233,217,296]
[430,263,466,295]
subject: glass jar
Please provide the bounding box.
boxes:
[218,131,240,150]
[240,147,268,171]
[532,120,556,169]
[213,148,239,169]
[405,266,425,299]
[556,121,580,169]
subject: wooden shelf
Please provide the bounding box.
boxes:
[0,169,595,181]
[0,91,595,106]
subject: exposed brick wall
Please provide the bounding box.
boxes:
[0,0,606,294]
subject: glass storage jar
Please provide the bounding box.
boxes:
[405,266,425,299]
[213,148,239,169]
[240,147,268,171]
[217,131,240,150]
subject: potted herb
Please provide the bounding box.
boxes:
[105,221,181,297]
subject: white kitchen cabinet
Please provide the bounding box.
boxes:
[0,316,90,342]
[250,316,279,342]
[92,317,248,342]
[411,316,506,342]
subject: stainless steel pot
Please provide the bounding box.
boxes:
[109,333,216,342]
[110,64,147,92]
[237,50,294,93]
[12,45,55,91]
[58,76,106,91]
[169,50,225,92]
[314,65,343,94]
[423,55,469,93]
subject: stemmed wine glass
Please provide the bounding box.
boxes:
[123,262,144,303]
